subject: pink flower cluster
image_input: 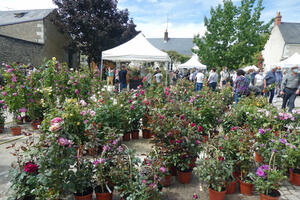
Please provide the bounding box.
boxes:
[58,137,72,147]
[278,113,295,121]
[24,162,38,173]
[50,117,63,132]
[256,165,269,178]
[94,158,105,166]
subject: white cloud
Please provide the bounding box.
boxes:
[0,0,56,10]
[137,22,206,38]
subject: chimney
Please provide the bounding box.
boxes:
[164,29,168,43]
[274,12,282,26]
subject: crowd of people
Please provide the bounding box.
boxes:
[176,65,300,112]
[104,64,299,112]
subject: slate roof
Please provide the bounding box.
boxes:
[0,9,54,26]
[147,38,194,55]
[278,22,300,44]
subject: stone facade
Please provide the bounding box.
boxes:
[0,34,43,65]
[0,20,44,44]
[0,11,79,67]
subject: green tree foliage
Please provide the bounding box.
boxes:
[164,50,191,64]
[193,0,273,70]
[52,0,139,63]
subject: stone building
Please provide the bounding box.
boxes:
[0,9,79,67]
[262,12,300,71]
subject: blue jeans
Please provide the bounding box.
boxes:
[195,83,203,92]
[265,88,275,103]
[209,82,217,91]
[234,92,239,105]
[120,83,127,91]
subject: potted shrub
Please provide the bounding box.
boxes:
[195,143,233,200]
[254,153,286,200]
[72,159,94,200]
[1,63,28,135]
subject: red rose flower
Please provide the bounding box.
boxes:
[24,162,38,173]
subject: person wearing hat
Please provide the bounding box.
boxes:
[264,66,277,104]
[280,65,300,112]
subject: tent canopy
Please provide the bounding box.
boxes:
[102,33,171,62]
[178,54,207,70]
[277,53,300,68]
[243,65,258,72]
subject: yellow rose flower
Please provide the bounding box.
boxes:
[77,122,80,126]
[52,57,56,61]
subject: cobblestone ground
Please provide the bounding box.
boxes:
[0,96,299,200]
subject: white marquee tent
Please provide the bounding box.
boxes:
[243,65,258,72]
[101,33,171,62]
[178,54,207,70]
[277,53,300,68]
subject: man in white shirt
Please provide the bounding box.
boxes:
[220,67,230,88]
[254,70,264,96]
[195,70,205,91]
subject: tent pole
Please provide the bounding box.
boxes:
[100,58,103,81]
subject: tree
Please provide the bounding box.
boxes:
[52,0,139,63]
[163,50,191,64]
[193,0,273,70]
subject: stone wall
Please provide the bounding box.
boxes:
[0,20,44,44]
[0,35,43,66]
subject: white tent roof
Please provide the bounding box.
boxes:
[243,65,258,72]
[102,33,171,62]
[277,53,300,68]
[178,54,207,70]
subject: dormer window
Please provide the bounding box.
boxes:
[14,12,28,18]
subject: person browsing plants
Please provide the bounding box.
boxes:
[280,65,300,112]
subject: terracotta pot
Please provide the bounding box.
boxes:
[177,169,192,184]
[95,192,113,200]
[289,169,300,186]
[160,174,172,187]
[273,131,279,137]
[239,180,254,195]
[169,165,177,176]
[142,129,150,139]
[255,151,263,163]
[131,130,139,139]
[31,121,41,130]
[10,126,21,136]
[203,135,209,143]
[209,188,226,200]
[226,180,237,194]
[74,193,93,200]
[123,132,131,141]
[260,190,280,200]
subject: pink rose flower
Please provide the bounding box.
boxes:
[24,162,38,173]
[51,117,63,125]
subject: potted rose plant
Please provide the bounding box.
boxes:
[195,142,233,200]
[254,153,286,200]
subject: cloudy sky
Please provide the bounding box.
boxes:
[1,0,300,38]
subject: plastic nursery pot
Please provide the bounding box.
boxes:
[160,174,172,187]
[74,188,93,200]
[0,125,4,133]
[289,168,300,186]
[31,121,41,130]
[239,180,254,195]
[123,132,131,141]
[209,188,226,200]
[260,190,281,200]
[255,151,263,163]
[131,130,139,139]
[142,129,151,139]
[177,168,192,184]
[10,126,21,136]
[226,180,238,194]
